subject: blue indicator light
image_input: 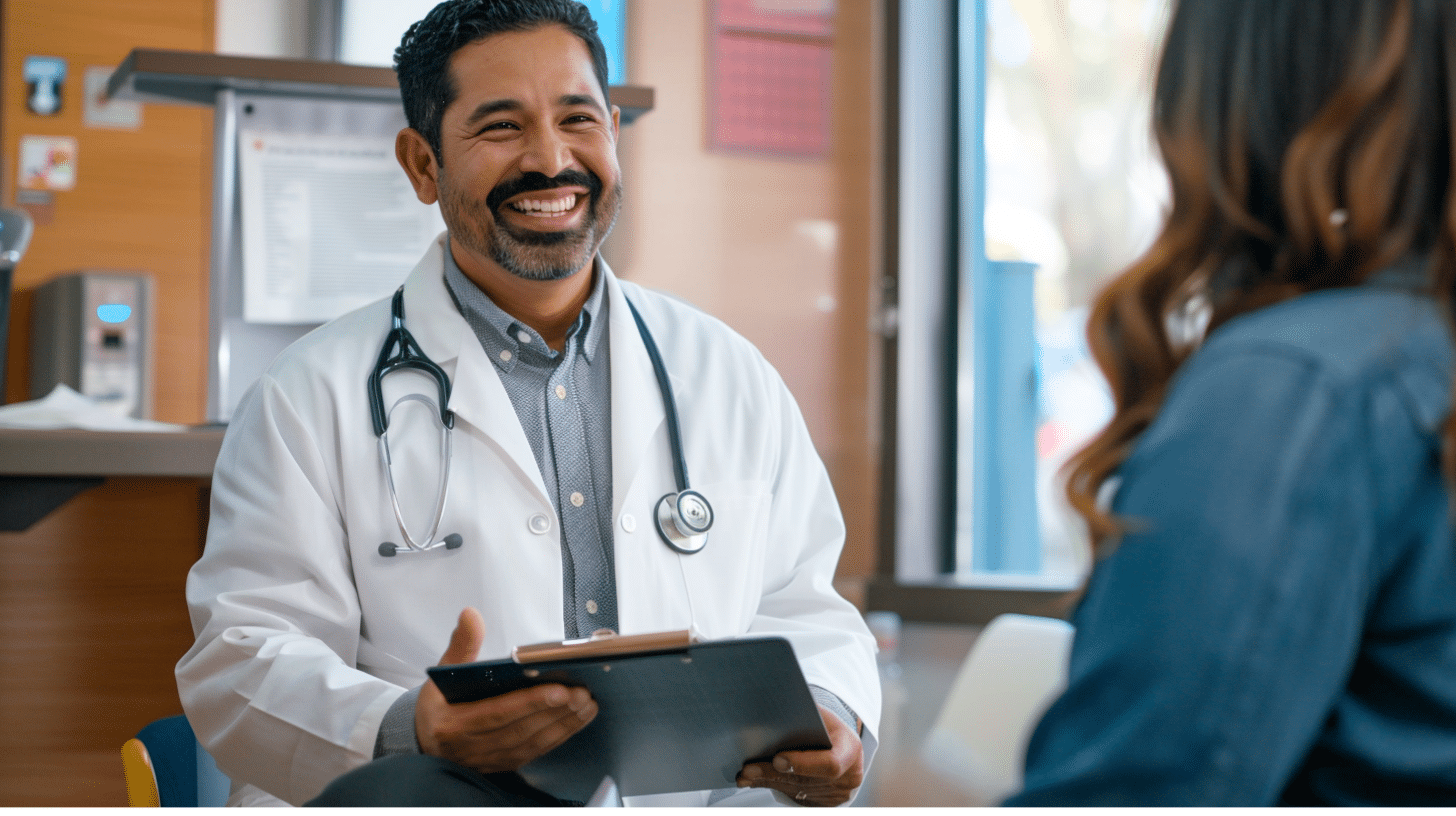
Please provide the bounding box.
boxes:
[97,304,132,323]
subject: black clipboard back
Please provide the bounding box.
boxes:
[426,635,830,801]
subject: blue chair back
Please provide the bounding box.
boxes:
[133,715,230,807]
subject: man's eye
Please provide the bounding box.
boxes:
[482,121,518,133]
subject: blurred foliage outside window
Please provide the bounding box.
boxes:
[969,0,1169,584]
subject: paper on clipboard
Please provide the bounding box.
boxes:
[511,629,696,663]
[427,635,831,801]
[238,130,445,324]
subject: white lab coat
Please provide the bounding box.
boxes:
[177,236,881,807]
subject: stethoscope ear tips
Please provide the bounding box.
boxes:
[655,490,713,555]
[378,535,464,557]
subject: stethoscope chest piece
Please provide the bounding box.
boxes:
[655,489,713,554]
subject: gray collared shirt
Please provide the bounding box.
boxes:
[442,241,618,640]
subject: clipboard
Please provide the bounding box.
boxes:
[426,633,831,801]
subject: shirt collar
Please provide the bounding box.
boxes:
[441,237,608,369]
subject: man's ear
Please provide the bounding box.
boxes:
[610,104,621,142]
[396,127,440,205]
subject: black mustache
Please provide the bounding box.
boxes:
[486,170,602,213]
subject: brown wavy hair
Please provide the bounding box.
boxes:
[1065,0,1456,548]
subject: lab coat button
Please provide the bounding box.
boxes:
[528,513,551,535]
[620,513,636,533]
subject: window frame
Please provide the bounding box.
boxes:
[867,0,1073,624]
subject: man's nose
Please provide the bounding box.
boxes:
[519,127,573,179]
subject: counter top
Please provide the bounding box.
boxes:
[0,427,225,479]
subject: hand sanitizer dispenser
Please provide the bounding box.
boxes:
[30,271,154,419]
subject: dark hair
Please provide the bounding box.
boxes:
[1066,0,1456,546]
[394,0,611,161]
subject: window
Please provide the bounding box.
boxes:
[884,0,1168,599]
[963,0,1168,587]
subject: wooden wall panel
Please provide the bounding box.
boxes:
[2,0,214,424]
[0,478,206,806]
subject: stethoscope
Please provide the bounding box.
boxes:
[368,287,714,558]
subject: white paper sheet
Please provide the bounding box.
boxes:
[239,129,446,324]
[0,385,187,432]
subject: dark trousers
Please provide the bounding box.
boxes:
[304,754,582,807]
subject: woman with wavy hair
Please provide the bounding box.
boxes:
[1004,0,1456,805]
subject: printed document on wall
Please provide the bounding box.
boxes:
[239,130,445,324]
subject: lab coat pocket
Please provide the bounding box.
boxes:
[674,479,771,639]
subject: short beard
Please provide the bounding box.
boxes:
[442,172,622,283]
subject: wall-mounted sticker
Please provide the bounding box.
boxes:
[24,56,67,116]
[19,135,78,191]
[84,66,142,129]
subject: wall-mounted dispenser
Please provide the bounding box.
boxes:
[30,271,154,419]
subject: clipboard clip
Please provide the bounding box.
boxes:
[511,628,700,664]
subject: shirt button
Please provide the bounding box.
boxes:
[499,349,513,362]
[620,513,637,533]
[555,384,567,400]
[570,492,585,507]
[517,330,532,344]
[586,600,599,615]
[527,513,551,534]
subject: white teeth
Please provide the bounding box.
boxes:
[511,194,577,214]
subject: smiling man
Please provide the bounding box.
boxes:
[176,0,879,808]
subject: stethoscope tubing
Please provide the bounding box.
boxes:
[624,299,690,491]
[370,284,712,557]
[377,393,453,554]
[369,288,455,438]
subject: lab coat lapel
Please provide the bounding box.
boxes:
[401,236,551,505]
[604,264,667,517]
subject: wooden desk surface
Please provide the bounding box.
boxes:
[0,427,225,478]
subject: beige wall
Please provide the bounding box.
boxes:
[610,0,882,586]
[214,0,308,58]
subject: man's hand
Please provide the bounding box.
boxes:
[415,608,598,775]
[735,704,864,806]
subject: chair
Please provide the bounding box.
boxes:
[918,613,1074,805]
[121,715,231,807]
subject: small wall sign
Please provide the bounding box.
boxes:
[84,66,142,129]
[19,135,78,191]
[24,56,67,116]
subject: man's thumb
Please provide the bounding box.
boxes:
[439,607,485,665]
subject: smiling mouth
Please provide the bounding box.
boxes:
[507,193,579,217]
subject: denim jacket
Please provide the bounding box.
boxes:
[1008,268,1456,805]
